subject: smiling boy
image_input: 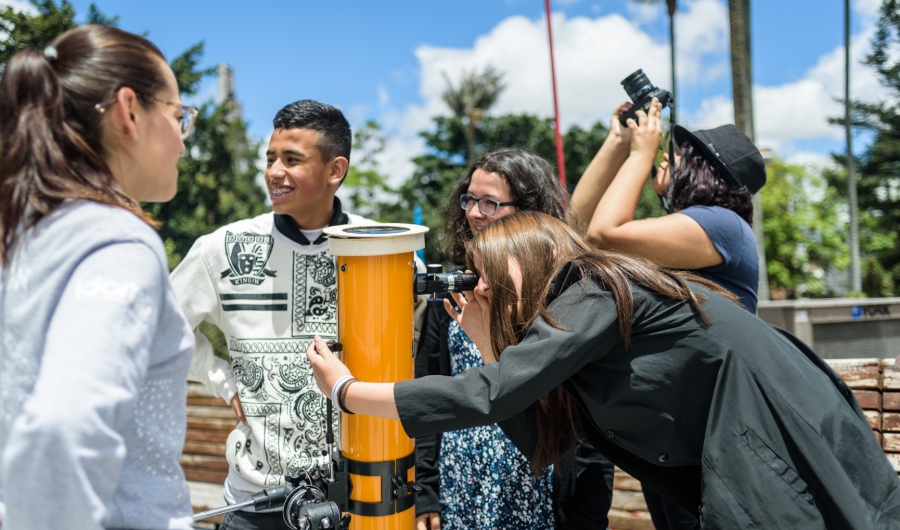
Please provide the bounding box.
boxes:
[171,100,377,530]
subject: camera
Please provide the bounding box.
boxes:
[415,264,479,308]
[415,265,478,295]
[619,69,672,126]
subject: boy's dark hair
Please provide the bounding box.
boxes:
[671,141,753,224]
[273,100,352,166]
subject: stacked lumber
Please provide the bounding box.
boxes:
[827,358,884,446]
[184,382,233,524]
[609,468,654,529]
[882,362,900,472]
[183,382,233,484]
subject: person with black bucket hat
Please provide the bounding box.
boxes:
[571,100,767,529]
[571,99,765,315]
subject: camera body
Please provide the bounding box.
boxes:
[619,69,672,126]
[415,264,478,308]
[415,266,478,295]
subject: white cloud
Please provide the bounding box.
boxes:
[685,5,888,156]
[0,1,37,14]
[374,0,729,186]
[626,1,664,24]
[374,0,884,184]
[377,84,390,109]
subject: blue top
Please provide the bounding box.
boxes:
[438,321,554,530]
[679,205,759,313]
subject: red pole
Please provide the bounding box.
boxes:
[545,0,567,189]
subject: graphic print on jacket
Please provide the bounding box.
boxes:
[224,237,339,485]
[221,232,276,286]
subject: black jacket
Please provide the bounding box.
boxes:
[399,264,900,529]
[414,295,614,529]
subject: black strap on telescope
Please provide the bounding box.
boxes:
[345,452,421,517]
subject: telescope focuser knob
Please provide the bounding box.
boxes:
[251,484,293,511]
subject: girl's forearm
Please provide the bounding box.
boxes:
[570,137,629,225]
[588,151,656,242]
[343,381,400,420]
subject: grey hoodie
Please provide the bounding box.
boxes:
[0,201,195,530]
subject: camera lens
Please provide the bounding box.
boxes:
[621,69,654,103]
[415,271,479,295]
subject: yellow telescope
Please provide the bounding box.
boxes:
[323,223,428,530]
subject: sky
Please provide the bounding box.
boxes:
[3,0,891,187]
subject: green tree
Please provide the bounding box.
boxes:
[343,120,395,220]
[145,44,268,271]
[384,113,664,263]
[828,0,900,297]
[761,160,850,299]
[0,1,267,356]
[441,65,506,163]
[0,1,119,67]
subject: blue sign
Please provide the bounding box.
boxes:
[413,204,424,262]
[851,305,862,319]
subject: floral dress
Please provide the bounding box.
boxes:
[438,321,555,530]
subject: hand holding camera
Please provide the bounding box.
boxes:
[627,98,664,159]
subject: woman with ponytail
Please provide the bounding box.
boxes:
[307,211,900,529]
[0,25,198,530]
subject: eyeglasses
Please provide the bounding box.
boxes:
[95,94,198,140]
[459,194,519,216]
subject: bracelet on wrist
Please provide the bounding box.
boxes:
[330,375,358,414]
[339,378,358,415]
[331,375,355,413]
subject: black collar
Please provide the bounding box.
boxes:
[273,197,349,246]
[547,262,581,302]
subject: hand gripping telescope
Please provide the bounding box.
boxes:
[193,342,351,530]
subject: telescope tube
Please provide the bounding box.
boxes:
[324,224,427,530]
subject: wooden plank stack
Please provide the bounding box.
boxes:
[882,361,900,472]
[609,468,654,530]
[183,382,233,524]
[825,358,900,474]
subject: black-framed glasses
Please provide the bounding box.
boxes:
[459,194,519,216]
[95,94,198,140]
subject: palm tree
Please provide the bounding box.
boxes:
[441,65,506,163]
[728,0,769,302]
[633,0,678,122]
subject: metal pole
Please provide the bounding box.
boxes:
[846,0,862,293]
[668,0,677,124]
[729,0,769,303]
[544,0,567,189]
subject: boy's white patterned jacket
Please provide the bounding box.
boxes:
[171,200,386,491]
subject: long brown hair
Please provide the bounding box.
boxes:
[466,211,739,470]
[0,25,169,264]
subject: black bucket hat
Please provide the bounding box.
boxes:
[673,124,766,195]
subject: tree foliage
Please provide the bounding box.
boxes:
[828,0,900,296]
[376,114,664,263]
[0,1,266,357]
[342,120,394,219]
[761,160,849,299]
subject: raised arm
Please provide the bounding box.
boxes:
[586,101,723,269]
[569,102,634,226]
